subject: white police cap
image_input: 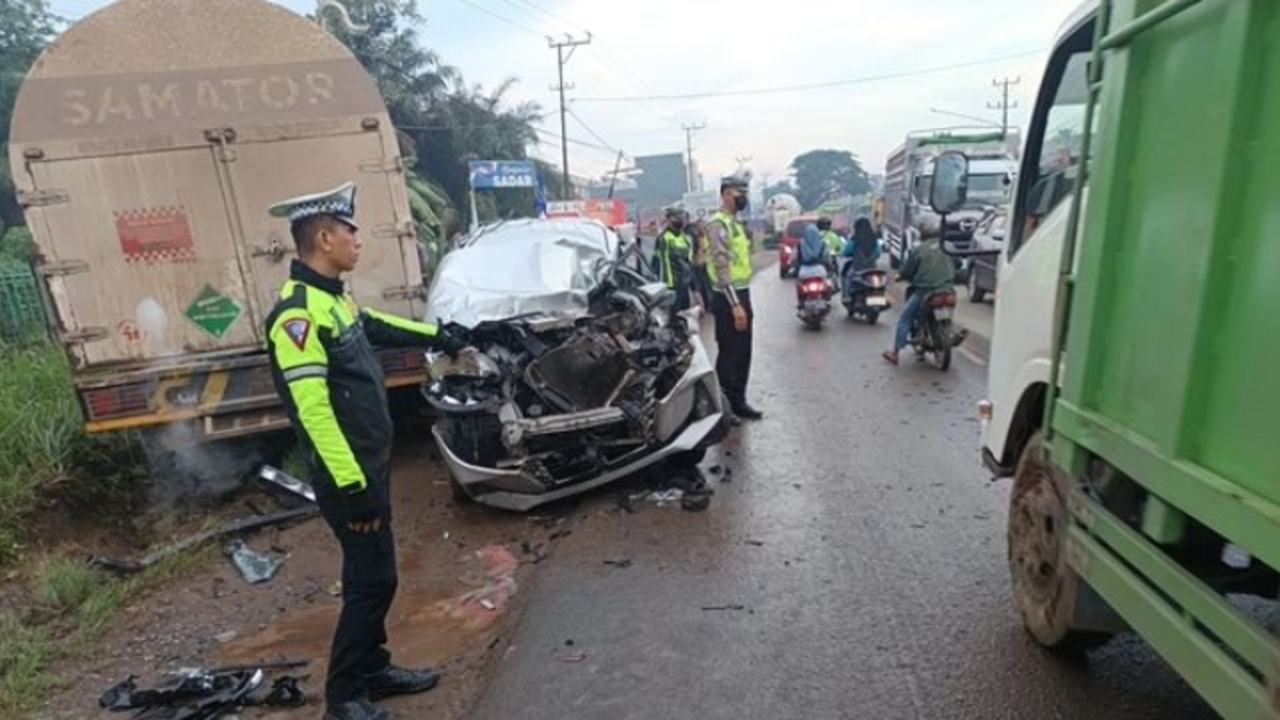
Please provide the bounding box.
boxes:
[267,181,359,229]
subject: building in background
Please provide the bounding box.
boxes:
[633,153,689,211]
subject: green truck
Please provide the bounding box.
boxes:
[931,1,1280,717]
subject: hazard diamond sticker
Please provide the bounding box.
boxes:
[184,285,241,339]
[282,318,310,350]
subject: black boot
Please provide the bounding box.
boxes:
[732,400,764,421]
[363,665,441,701]
[324,698,393,720]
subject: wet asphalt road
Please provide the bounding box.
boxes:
[467,266,1217,720]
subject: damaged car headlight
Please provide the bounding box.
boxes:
[427,348,501,381]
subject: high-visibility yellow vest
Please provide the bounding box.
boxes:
[706,210,752,288]
[659,229,692,288]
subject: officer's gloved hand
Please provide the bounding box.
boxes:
[437,322,472,358]
[343,487,383,533]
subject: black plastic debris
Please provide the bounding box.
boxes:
[603,559,632,569]
[100,662,308,718]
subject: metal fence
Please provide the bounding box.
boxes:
[0,262,47,345]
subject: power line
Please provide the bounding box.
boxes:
[451,0,545,38]
[575,49,1047,103]
[504,0,682,129]
[566,107,618,153]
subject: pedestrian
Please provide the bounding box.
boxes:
[264,182,469,720]
[707,175,763,421]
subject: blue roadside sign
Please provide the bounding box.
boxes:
[468,160,538,189]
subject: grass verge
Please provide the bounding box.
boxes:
[0,343,146,564]
[0,544,220,718]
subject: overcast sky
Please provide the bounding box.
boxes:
[52,0,1084,185]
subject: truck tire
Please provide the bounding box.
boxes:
[1008,431,1111,653]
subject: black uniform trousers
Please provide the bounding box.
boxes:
[711,288,754,407]
[315,466,397,705]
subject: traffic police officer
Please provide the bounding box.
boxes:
[264,182,467,720]
[655,207,694,311]
[707,176,763,421]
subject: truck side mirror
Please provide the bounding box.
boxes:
[929,151,969,215]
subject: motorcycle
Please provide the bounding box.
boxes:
[795,265,834,330]
[908,289,958,370]
[841,264,891,324]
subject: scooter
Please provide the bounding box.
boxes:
[795,265,834,330]
[841,264,891,324]
[908,289,958,371]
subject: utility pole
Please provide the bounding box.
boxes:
[682,122,705,193]
[548,32,592,197]
[607,150,624,199]
[989,76,1021,136]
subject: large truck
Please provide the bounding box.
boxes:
[6,0,428,467]
[933,2,1280,717]
[882,128,1018,268]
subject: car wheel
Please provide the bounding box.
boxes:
[968,268,987,303]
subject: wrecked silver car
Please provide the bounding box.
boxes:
[423,219,724,511]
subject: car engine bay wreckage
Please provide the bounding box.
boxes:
[421,219,725,511]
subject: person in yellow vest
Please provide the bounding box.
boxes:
[707,176,763,421]
[654,207,694,311]
[264,182,469,720]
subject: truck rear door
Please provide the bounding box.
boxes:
[25,146,261,365]
[221,129,421,319]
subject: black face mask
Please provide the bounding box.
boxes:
[671,221,685,231]
[733,195,748,212]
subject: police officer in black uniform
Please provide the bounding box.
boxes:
[264,182,468,720]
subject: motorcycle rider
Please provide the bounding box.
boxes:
[882,232,954,366]
[841,217,880,298]
[654,207,694,312]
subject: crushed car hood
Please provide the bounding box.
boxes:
[424,219,624,328]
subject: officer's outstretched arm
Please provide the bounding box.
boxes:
[270,310,367,492]
[361,307,441,347]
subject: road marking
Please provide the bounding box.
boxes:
[958,345,987,367]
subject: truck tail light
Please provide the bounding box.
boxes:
[82,383,152,420]
[380,348,426,374]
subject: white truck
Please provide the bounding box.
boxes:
[882,129,1019,268]
[7,0,427,476]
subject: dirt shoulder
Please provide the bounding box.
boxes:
[38,425,568,719]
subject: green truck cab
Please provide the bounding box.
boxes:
[935,1,1280,717]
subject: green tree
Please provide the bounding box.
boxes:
[789,150,872,211]
[0,0,58,233]
[328,1,545,226]
[762,179,796,203]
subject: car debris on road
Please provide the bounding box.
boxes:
[99,660,308,718]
